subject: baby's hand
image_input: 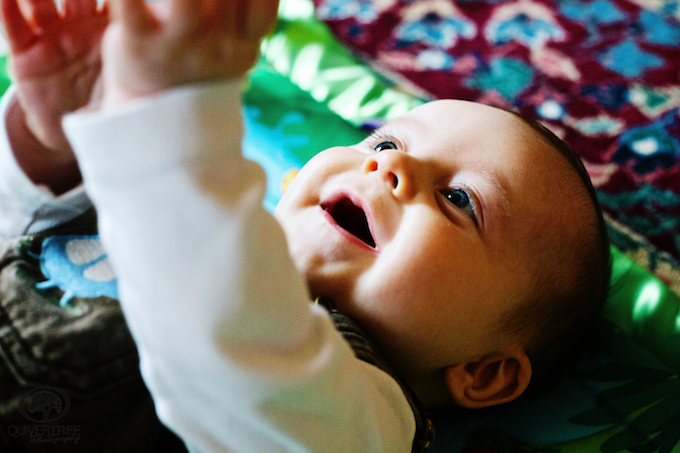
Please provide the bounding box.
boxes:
[0,0,108,192]
[101,0,279,107]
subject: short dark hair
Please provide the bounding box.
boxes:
[500,112,612,388]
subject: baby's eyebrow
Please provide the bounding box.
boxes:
[367,126,391,141]
[478,168,511,227]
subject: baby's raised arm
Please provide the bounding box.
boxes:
[100,0,278,107]
[54,1,415,451]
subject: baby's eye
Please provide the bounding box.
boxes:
[442,187,477,222]
[373,140,398,152]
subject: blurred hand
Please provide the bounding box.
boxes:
[101,0,279,107]
[1,0,108,154]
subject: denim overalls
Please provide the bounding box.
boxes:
[0,211,433,452]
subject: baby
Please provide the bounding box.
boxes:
[276,99,611,406]
[0,0,610,451]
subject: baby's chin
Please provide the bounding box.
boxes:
[291,255,354,313]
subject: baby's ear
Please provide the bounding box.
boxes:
[443,346,532,409]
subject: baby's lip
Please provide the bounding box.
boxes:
[321,193,377,250]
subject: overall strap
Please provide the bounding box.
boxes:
[316,297,435,453]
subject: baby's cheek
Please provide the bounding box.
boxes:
[274,176,307,213]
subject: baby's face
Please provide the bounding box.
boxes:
[275,100,577,381]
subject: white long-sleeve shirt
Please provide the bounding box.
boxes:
[0,81,414,453]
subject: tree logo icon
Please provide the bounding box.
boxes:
[18,387,71,423]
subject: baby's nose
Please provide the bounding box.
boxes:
[363,151,416,201]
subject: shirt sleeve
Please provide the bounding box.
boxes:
[62,80,415,453]
[0,86,92,239]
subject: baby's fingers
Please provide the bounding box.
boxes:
[244,0,278,40]
[17,0,60,32]
[0,0,34,51]
[63,0,99,20]
[168,0,207,35]
[210,0,278,40]
[109,0,156,33]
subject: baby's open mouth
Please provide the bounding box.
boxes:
[323,197,376,248]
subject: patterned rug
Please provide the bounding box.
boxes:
[311,0,680,285]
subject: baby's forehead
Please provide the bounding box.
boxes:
[401,99,517,122]
[387,100,532,146]
[366,100,585,205]
[398,104,583,205]
[388,101,552,160]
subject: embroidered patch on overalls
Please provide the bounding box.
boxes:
[34,234,118,306]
